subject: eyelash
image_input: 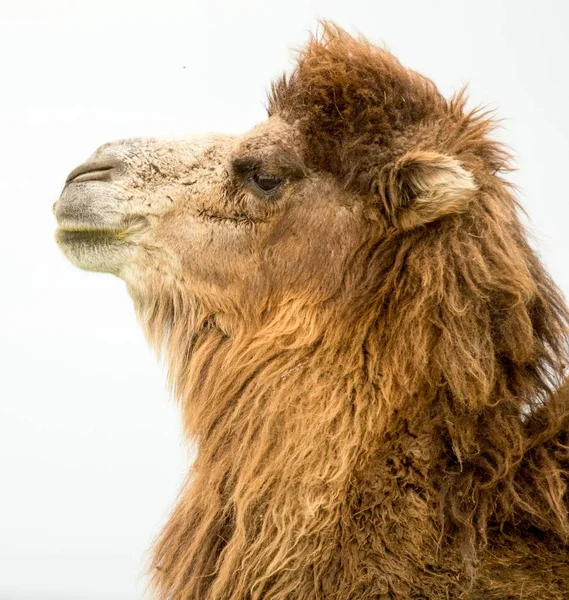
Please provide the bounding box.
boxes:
[249,171,284,195]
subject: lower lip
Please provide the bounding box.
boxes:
[55,229,127,244]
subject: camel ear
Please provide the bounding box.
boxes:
[388,151,477,230]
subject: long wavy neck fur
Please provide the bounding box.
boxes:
[138,184,569,598]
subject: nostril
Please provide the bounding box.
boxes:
[66,159,121,184]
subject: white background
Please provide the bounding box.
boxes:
[1,1,568,598]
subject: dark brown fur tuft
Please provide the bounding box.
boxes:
[269,23,512,230]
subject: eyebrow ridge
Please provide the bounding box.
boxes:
[231,154,307,181]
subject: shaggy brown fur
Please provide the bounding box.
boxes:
[145,26,569,599]
[56,23,569,599]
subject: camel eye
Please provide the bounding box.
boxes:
[252,172,283,194]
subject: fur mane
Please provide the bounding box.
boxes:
[142,24,569,599]
[268,23,509,195]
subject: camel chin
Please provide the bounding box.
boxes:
[54,201,136,275]
[55,227,135,274]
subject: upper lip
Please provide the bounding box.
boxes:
[66,159,120,184]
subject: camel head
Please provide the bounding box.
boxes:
[54,25,494,343]
[54,120,363,326]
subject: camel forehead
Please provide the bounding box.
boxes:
[235,117,300,151]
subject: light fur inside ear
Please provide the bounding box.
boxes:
[389,151,477,230]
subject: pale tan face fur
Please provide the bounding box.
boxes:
[54,117,369,326]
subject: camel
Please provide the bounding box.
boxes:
[54,23,569,600]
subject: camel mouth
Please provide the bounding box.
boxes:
[55,227,131,245]
[54,219,144,274]
[55,217,148,245]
